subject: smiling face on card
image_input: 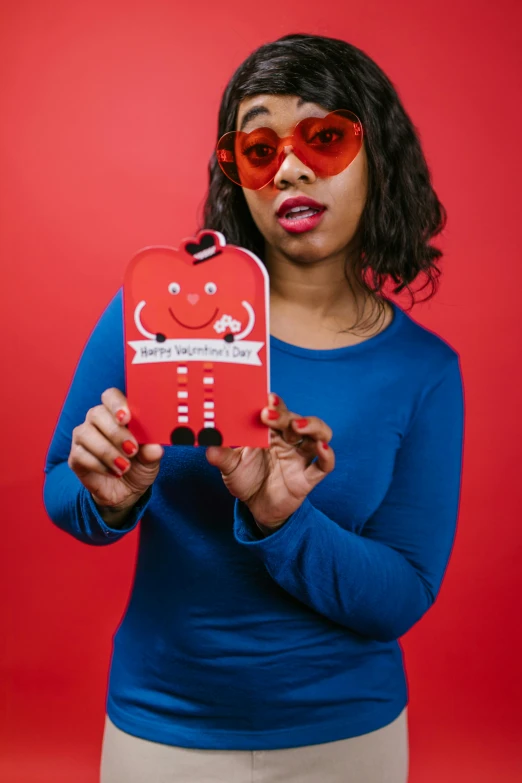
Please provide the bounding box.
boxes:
[131,248,258,338]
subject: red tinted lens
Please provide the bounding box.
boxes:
[216,111,363,188]
[293,110,363,177]
[216,127,281,189]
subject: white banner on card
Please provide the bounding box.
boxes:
[128,338,265,366]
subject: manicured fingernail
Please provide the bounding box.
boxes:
[122,440,136,456]
[295,418,308,429]
[267,409,279,420]
[116,409,127,423]
[271,394,280,406]
[322,441,329,450]
[114,457,129,472]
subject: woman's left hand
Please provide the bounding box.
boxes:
[205,393,335,530]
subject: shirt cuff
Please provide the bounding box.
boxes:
[233,497,311,550]
[83,484,153,539]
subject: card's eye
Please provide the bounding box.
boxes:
[168,282,181,295]
[204,282,217,295]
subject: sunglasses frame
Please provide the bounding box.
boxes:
[216,109,363,190]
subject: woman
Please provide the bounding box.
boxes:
[44,33,465,783]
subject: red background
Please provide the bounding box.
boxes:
[1,1,521,781]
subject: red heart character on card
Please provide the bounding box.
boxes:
[123,230,270,448]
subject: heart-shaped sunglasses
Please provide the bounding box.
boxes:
[215,110,363,190]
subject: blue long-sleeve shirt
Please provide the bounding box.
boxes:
[43,290,465,750]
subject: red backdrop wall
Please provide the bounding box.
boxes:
[1,1,521,781]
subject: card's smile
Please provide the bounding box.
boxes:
[168,307,220,330]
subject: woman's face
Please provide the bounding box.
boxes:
[235,94,369,265]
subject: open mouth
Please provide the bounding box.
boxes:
[169,307,219,330]
[276,207,326,234]
[283,206,324,220]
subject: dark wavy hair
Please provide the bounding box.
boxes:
[201,33,446,332]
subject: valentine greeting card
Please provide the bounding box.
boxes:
[123,230,270,448]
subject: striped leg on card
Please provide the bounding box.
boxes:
[170,365,196,445]
[197,363,222,446]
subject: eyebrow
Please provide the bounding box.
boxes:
[239,97,308,132]
[239,106,270,132]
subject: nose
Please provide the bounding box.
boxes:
[273,144,316,188]
[187,293,200,305]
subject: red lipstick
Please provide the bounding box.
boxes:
[276,196,326,234]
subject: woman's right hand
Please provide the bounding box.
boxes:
[68,387,164,513]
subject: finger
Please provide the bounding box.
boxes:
[267,392,288,412]
[260,403,295,437]
[135,443,164,465]
[304,440,336,485]
[260,392,290,430]
[205,446,243,476]
[74,422,132,476]
[290,415,333,445]
[87,405,139,458]
[85,411,164,468]
[101,387,131,426]
[260,404,319,449]
[68,440,122,479]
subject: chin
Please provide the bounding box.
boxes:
[277,233,342,265]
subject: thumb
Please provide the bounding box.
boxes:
[135,443,164,465]
[205,446,242,476]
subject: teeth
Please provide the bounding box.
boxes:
[285,207,319,219]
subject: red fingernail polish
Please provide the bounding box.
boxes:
[114,457,129,471]
[271,394,280,406]
[122,440,136,455]
[295,418,308,429]
[322,441,329,450]
[116,409,127,423]
[268,409,279,420]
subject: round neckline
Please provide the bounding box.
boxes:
[269,301,403,360]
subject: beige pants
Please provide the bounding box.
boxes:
[100,708,409,783]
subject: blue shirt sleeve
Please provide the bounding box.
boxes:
[233,355,465,642]
[42,289,153,545]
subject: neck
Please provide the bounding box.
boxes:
[263,243,391,349]
[265,245,365,325]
